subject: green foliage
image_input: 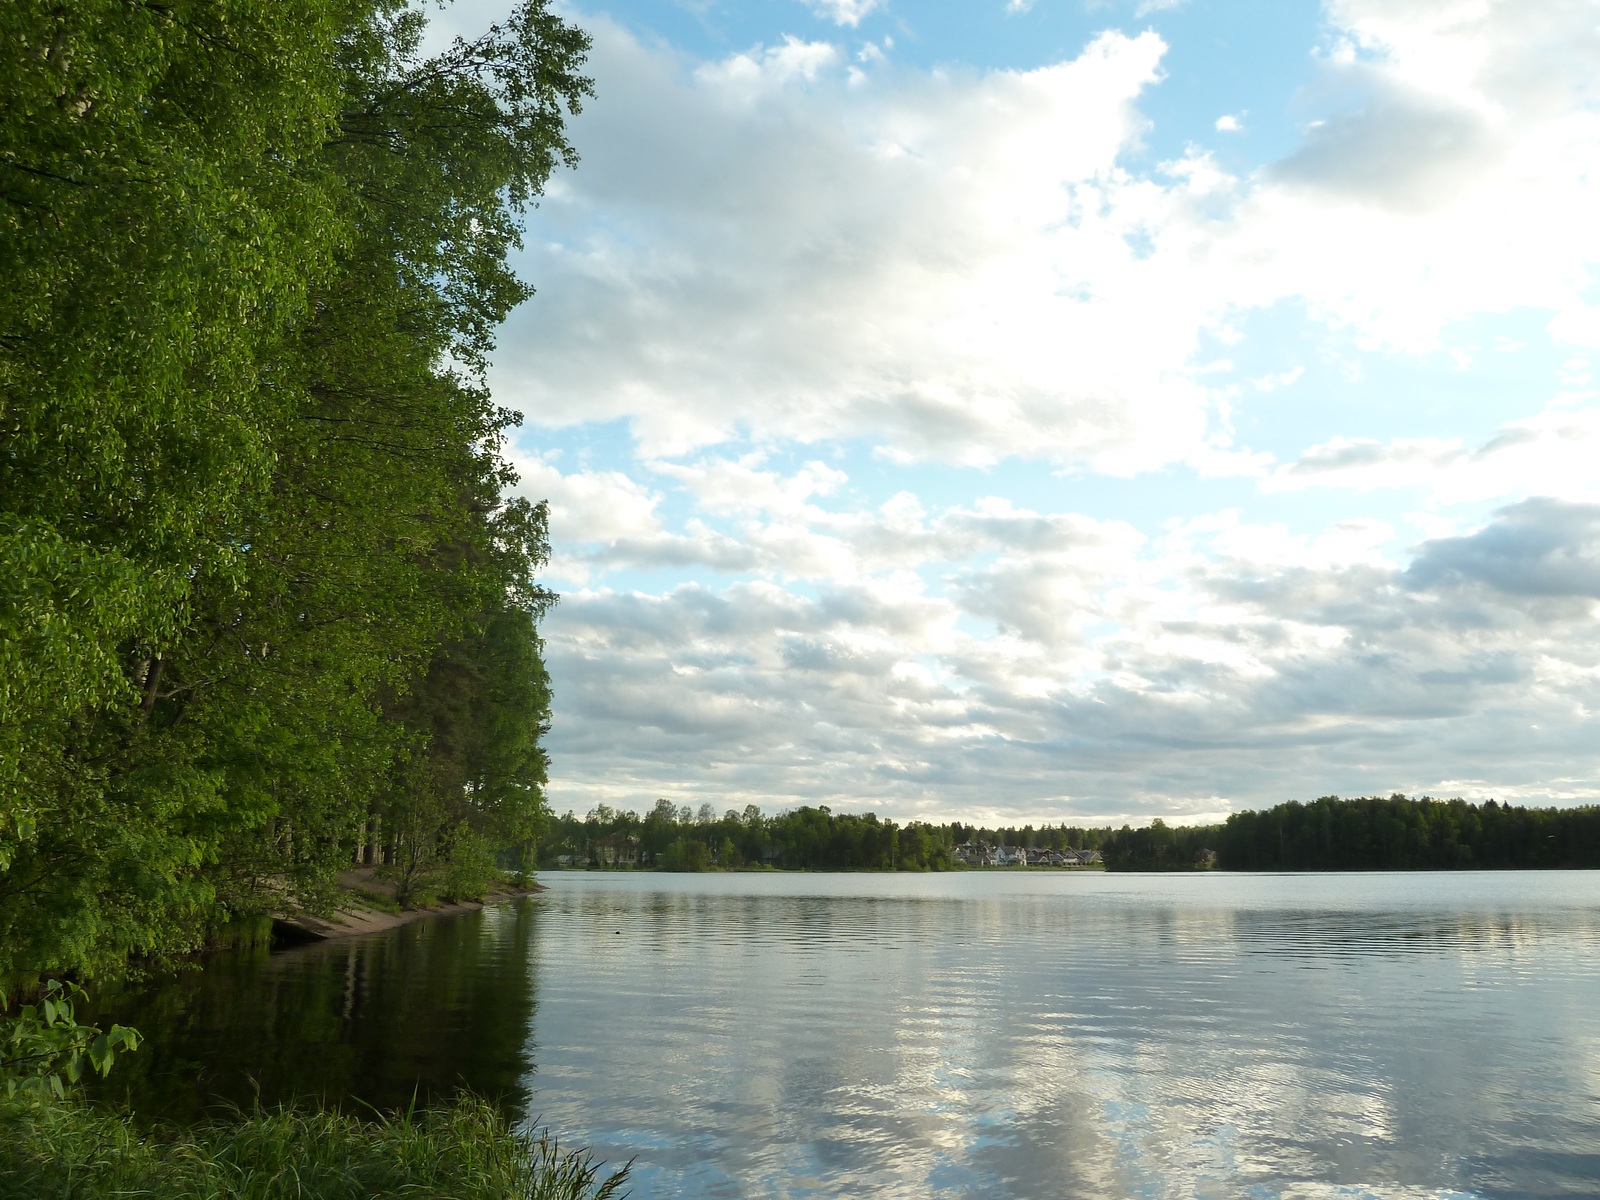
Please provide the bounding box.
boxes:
[0,981,140,1100]
[548,803,972,871]
[0,0,589,983]
[1213,795,1600,871]
[0,0,352,822]
[0,1092,629,1200]
[205,915,277,953]
[544,802,1121,871]
[545,796,1600,874]
[659,839,712,873]
[1093,795,1600,871]
[895,822,951,871]
[440,825,502,903]
[1100,818,1220,872]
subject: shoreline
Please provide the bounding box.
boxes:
[273,875,546,943]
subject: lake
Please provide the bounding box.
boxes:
[91,871,1600,1198]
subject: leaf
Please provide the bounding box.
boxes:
[89,1033,110,1073]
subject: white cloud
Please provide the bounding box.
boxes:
[1214,113,1242,132]
[496,1,1600,821]
[495,21,1206,466]
[496,2,1600,473]
[1264,406,1600,506]
[511,452,664,545]
[540,491,1600,820]
[694,36,840,92]
[649,454,848,519]
[802,0,881,28]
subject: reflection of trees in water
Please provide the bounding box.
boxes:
[85,901,542,1123]
[540,882,1595,965]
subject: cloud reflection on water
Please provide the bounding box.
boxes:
[527,873,1600,1199]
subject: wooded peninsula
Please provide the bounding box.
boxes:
[1,0,591,990]
[0,3,630,1193]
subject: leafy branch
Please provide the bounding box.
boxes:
[0,980,141,1099]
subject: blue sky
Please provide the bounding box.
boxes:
[435,0,1600,824]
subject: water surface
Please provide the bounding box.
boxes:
[94,871,1600,1198]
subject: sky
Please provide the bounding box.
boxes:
[433,0,1600,827]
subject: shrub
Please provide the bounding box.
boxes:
[441,824,501,902]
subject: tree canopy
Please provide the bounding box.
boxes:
[0,0,590,983]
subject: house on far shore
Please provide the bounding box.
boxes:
[951,842,1102,867]
[594,835,639,867]
[952,841,997,866]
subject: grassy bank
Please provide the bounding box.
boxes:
[0,1093,628,1200]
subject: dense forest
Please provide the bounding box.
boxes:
[1094,795,1600,871]
[0,0,590,985]
[546,801,1113,871]
[1210,794,1600,871]
[549,796,1600,873]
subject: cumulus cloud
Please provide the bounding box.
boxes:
[1407,499,1600,599]
[496,1,1600,821]
[533,450,1600,820]
[1265,405,1600,506]
[801,0,881,28]
[495,19,1213,466]
[497,2,1600,465]
[1273,88,1504,212]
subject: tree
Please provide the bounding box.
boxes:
[0,0,591,983]
[660,840,710,873]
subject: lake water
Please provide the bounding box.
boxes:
[92,871,1600,1198]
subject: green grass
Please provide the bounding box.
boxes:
[342,884,404,914]
[0,1093,630,1200]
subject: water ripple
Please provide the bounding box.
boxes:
[527,872,1600,1199]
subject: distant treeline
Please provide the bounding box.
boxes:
[545,801,1114,871]
[551,795,1600,872]
[1137,794,1600,872]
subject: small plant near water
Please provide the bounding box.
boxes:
[0,1093,632,1200]
[0,980,141,1100]
[0,982,626,1199]
[347,883,405,914]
